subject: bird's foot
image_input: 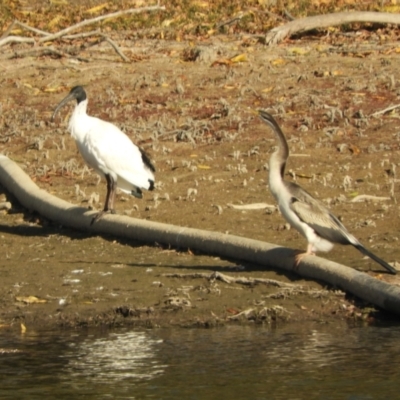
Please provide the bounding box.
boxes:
[90,209,115,225]
[293,249,315,270]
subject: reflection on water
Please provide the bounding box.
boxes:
[64,331,165,382]
[1,322,400,399]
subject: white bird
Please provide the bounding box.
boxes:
[259,110,397,275]
[52,86,155,223]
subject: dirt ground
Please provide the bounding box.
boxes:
[1,30,400,330]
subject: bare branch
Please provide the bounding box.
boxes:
[38,5,166,43]
[0,20,50,44]
[13,20,51,37]
[0,20,17,40]
[0,5,165,61]
[101,35,130,62]
[0,36,35,47]
[63,30,102,40]
[163,271,302,289]
[370,103,400,117]
[265,11,400,45]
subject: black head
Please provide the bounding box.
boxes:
[51,85,87,121]
[69,86,87,104]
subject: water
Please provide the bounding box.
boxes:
[1,322,400,399]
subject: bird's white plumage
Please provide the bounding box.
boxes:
[68,99,154,193]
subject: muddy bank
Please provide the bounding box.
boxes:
[1,34,400,329]
[0,215,385,330]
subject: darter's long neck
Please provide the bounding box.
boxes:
[268,123,289,200]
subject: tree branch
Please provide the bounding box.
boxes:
[0,20,50,41]
[0,5,166,62]
[101,34,130,62]
[38,5,166,43]
[265,11,400,45]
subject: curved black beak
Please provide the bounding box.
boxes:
[51,92,76,122]
[51,86,87,122]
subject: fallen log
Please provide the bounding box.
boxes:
[0,154,399,315]
[265,11,400,45]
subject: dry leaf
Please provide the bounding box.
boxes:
[383,5,400,13]
[262,86,274,93]
[270,58,286,66]
[287,47,310,55]
[348,144,361,155]
[230,53,247,63]
[85,3,109,14]
[296,173,313,179]
[48,15,64,29]
[162,19,176,27]
[211,59,233,67]
[43,85,65,93]
[193,1,209,8]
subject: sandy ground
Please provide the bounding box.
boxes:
[1,31,400,330]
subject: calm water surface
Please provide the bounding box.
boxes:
[1,322,400,399]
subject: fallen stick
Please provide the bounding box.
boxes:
[350,194,390,203]
[163,271,301,288]
[0,36,36,47]
[227,202,276,211]
[101,35,130,62]
[37,5,166,43]
[370,103,400,117]
[0,154,400,315]
[0,5,165,61]
[0,20,50,40]
[265,11,400,45]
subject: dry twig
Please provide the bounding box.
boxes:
[370,103,400,117]
[163,271,303,289]
[0,5,166,62]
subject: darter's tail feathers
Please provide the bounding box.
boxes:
[354,243,397,275]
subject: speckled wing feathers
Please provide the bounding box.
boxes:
[286,181,354,246]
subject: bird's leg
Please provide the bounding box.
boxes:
[91,174,116,225]
[293,244,315,270]
[104,174,117,214]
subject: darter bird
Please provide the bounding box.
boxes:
[259,110,396,275]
